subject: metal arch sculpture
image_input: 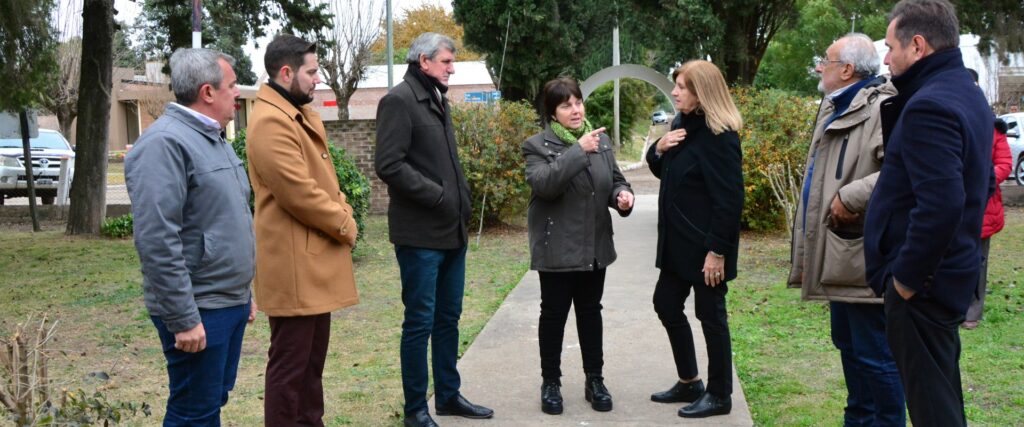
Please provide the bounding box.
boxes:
[580,64,676,112]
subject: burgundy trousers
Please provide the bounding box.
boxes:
[265,313,332,426]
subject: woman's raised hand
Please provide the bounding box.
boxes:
[580,127,606,153]
[655,129,687,155]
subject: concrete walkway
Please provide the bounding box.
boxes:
[431,194,754,426]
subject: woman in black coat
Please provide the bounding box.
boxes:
[645,60,744,418]
[523,77,634,415]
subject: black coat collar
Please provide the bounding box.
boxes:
[403,68,447,122]
[890,48,964,102]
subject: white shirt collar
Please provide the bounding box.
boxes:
[172,102,222,130]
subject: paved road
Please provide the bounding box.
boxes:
[3,184,129,206]
[430,194,754,426]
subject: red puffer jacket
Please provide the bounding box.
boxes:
[982,129,1013,238]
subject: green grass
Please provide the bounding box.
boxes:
[107,161,125,185]
[2,208,1022,425]
[0,215,528,426]
[730,209,1024,426]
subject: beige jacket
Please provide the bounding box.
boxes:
[788,77,896,303]
[247,85,359,316]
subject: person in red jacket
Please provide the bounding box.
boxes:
[964,116,1013,329]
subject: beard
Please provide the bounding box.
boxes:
[289,79,315,105]
[817,78,826,95]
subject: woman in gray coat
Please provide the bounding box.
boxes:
[523,77,634,415]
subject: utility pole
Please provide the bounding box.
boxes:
[612,23,620,148]
[387,0,394,89]
[192,0,201,48]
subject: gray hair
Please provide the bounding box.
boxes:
[837,33,880,79]
[889,0,960,51]
[169,48,236,105]
[405,33,456,64]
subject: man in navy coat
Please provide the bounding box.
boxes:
[864,1,994,425]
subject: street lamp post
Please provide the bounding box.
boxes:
[192,0,201,48]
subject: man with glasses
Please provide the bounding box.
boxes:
[790,34,905,426]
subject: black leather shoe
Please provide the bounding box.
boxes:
[584,373,613,412]
[651,379,705,403]
[436,394,494,419]
[678,391,732,418]
[541,379,563,415]
[403,409,438,427]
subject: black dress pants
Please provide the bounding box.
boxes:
[653,269,733,397]
[538,269,606,382]
[884,279,966,427]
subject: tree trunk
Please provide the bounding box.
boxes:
[720,26,759,86]
[334,91,350,121]
[55,105,76,142]
[20,110,40,232]
[66,0,114,235]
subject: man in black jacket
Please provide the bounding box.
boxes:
[374,32,493,427]
[864,1,994,425]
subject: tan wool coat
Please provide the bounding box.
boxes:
[246,85,359,316]
[788,78,897,303]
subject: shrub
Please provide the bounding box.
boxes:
[327,142,372,240]
[1,315,151,425]
[733,87,818,231]
[230,129,371,242]
[101,214,133,238]
[452,100,541,225]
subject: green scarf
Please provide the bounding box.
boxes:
[550,119,594,145]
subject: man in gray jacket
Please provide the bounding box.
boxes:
[125,48,255,426]
[788,34,905,426]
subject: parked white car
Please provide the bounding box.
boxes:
[999,113,1024,185]
[0,129,75,205]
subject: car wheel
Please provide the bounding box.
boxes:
[1017,155,1024,186]
[41,195,55,205]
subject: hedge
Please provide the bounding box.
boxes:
[452,100,541,225]
[734,87,818,231]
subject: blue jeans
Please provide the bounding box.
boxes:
[151,302,250,427]
[830,301,906,426]
[395,245,466,415]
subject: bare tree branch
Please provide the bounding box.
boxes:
[317,0,384,121]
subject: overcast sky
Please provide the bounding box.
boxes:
[104,0,453,81]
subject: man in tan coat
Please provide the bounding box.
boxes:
[788,34,905,425]
[247,34,359,426]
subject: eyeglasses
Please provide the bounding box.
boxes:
[814,57,844,67]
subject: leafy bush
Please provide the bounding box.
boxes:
[230,129,371,242]
[101,214,134,238]
[734,87,818,231]
[452,100,541,225]
[327,142,372,241]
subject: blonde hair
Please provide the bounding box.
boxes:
[672,60,743,134]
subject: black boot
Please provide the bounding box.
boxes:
[541,379,563,415]
[584,373,613,412]
[651,379,705,403]
[678,391,732,418]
